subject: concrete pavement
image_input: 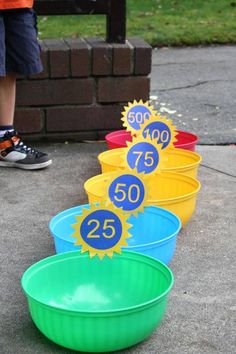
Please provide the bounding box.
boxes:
[0,143,235,354]
[151,45,236,144]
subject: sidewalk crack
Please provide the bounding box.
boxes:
[152,60,227,67]
[158,80,233,92]
[201,164,236,179]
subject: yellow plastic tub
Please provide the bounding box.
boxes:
[98,148,202,178]
[84,171,201,226]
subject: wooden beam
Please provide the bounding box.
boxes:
[35,0,110,15]
[34,0,126,43]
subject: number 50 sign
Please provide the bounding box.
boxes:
[108,172,147,213]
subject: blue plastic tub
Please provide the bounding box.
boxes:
[49,204,181,264]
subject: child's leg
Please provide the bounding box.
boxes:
[0,17,16,136]
[0,9,51,170]
[0,73,16,127]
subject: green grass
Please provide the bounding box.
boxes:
[38,0,236,46]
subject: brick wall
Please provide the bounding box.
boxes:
[15,37,152,141]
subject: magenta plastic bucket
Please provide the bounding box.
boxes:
[105,130,132,149]
[105,129,198,151]
[175,130,198,151]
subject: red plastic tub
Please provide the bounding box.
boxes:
[105,129,198,151]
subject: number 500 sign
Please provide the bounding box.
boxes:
[122,101,155,134]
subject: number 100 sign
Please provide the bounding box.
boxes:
[141,115,177,150]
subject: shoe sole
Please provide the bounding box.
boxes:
[0,159,52,170]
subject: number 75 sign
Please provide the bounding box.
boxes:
[125,136,164,175]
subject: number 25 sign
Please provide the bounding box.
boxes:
[71,203,131,259]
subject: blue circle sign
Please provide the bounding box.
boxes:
[127,142,159,174]
[127,105,151,131]
[80,210,122,250]
[108,174,145,211]
[142,121,171,149]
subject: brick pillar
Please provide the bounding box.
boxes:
[15,37,152,140]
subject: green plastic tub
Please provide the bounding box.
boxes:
[22,251,174,352]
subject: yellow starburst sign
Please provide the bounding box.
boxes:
[71,203,131,260]
[121,100,156,136]
[125,135,165,175]
[104,169,150,214]
[140,114,178,150]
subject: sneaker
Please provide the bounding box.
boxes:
[0,131,52,170]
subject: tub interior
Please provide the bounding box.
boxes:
[86,173,198,201]
[147,174,198,199]
[100,148,199,169]
[24,254,171,312]
[51,206,180,247]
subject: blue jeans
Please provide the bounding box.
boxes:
[0,8,43,76]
